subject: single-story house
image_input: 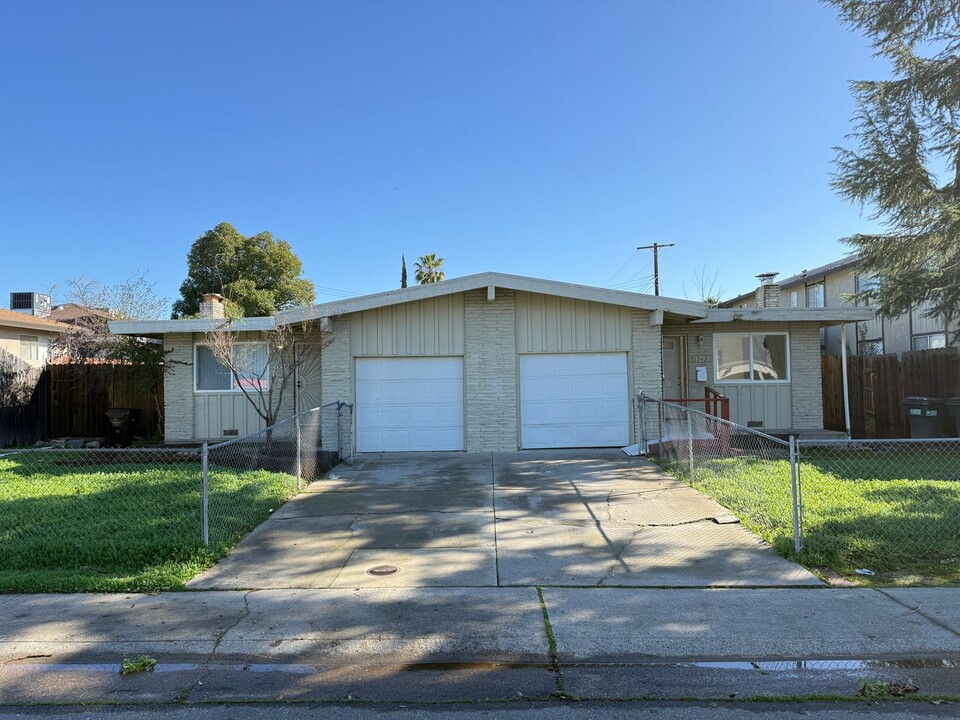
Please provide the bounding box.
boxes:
[0,306,69,366]
[110,272,872,451]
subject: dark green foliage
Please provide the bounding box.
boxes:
[828,0,960,339]
[401,255,408,288]
[172,222,315,318]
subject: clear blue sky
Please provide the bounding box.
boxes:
[0,0,887,311]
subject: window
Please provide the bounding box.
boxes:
[790,290,798,308]
[855,275,879,295]
[195,343,269,392]
[912,333,947,351]
[714,333,790,383]
[806,282,825,308]
[19,335,39,362]
[858,338,884,356]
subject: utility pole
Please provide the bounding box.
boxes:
[636,243,675,296]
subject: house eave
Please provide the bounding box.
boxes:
[109,317,276,336]
[694,307,876,325]
[276,272,710,323]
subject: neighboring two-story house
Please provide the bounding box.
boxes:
[723,255,957,356]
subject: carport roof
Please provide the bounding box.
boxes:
[276,272,710,323]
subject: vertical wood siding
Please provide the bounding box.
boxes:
[515,291,632,353]
[350,295,465,356]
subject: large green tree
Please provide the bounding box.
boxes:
[172,222,315,318]
[828,0,960,340]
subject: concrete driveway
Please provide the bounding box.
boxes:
[189,451,820,589]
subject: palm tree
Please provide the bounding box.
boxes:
[414,254,446,284]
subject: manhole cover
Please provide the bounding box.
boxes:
[366,565,400,576]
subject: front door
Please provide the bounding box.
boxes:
[295,343,323,413]
[662,336,684,400]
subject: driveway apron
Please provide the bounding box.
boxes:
[188,450,820,589]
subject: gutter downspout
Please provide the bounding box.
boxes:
[840,322,851,439]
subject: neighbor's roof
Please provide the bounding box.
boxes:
[0,307,70,333]
[723,254,862,307]
[277,271,711,324]
[48,303,112,324]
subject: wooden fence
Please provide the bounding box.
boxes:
[0,359,163,446]
[822,348,960,438]
[46,363,163,440]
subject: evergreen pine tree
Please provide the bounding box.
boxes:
[828,0,960,341]
[401,255,408,288]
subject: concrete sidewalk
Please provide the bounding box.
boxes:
[1,587,959,704]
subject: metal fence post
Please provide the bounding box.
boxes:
[201,442,209,547]
[639,395,647,454]
[686,407,694,476]
[789,435,802,553]
[295,414,303,491]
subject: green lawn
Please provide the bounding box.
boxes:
[659,445,960,585]
[0,450,299,592]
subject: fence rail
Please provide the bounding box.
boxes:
[638,393,960,582]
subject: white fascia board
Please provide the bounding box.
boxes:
[695,307,876,325]
[276,272,709,323]
[109,317,276,336]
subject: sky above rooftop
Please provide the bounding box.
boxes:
[0,1,888,311]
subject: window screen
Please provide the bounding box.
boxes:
[715,335,751,381]
[196,346,233,390]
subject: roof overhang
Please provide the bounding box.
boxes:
[0,317,68,333]
[277,272,709,324]
[695,307,876,325]
[109,317,276,336]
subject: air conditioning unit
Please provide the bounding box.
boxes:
[9,292,52,317]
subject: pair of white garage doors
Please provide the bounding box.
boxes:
[355,353,629,452]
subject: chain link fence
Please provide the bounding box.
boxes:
[638,393,801,558]
[203,404,350,545]
[638,393,960,582]
[0,403,353,590]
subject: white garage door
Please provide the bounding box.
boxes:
[520,353,629,449]
[355,357,464,452]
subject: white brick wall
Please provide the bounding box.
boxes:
[789,323,824,429]
[464,288,518,451]
[163,333,194,443]
[631,310,663,443]
[320,316,353,454]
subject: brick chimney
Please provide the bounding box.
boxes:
[754,273,781,308]
[199,293,225,319]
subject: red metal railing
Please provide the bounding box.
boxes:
[661,387,730,421]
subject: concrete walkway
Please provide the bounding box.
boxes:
[189,451,819,589]
[1,587,959,704]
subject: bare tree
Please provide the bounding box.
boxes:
[203,319,330,431]
[683,265,725,307]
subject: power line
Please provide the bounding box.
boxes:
[636,243,675,296]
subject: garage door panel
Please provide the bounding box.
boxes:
[520,353,629,449]
[355,357,464,452]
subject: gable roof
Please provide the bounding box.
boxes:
[49,303,112,324]
[0,307,69,333]
[276,271,710,324]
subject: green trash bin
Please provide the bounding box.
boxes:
[946,397,960,438]
[904,396,947,438]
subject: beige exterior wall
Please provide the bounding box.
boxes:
[164,331,298,443]
[515,291,632,353]
[350,295,465,356]
[661,321,822,430]
[633,310,663,443]
[0,327,60,366]
[319,316,353,453]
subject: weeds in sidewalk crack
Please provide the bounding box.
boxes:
[536,586,567,695]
